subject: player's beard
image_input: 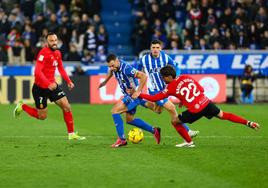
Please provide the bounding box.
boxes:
[48,44,58,51]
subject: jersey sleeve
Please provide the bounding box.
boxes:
[34,52,51,87]
[139,91,168,102]
[57,52,72,84]
[167,55,181,76]
[123,64,138,78]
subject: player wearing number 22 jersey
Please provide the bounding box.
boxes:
[140,65,260,148]
[157,75,210,113]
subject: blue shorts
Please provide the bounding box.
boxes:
[149,90,168,106]
[122,95,141,115]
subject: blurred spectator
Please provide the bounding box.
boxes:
[24,39,35,62]
[0,0,103,65]
[92,14,102,30]
[184,39,193,50]
[0,8,10,36]
[66,44,81,61]
[34,0,54,17]
[72,64,85,75]
[152,29,168,48]
[80,13,90,33]
[70,30,84,55]
[133,0,268,53]
[132,18,150,55]
[81,50,95,65]
[96,24,108,53]
[198,38,209,50]
[240,65,256,104]
[56,4,68,24]
[70,0,85,16]
[22,24,37,46]
[165,18,181,37]
[169,40,179,52]
[228,42,237,50]
[83,25,97,53]
[59,14,72,47]
[212,41,222,50]
[161,0,175,19]
[32,14,46,39]
[7,39,26,65]
[260,30,268,49]
[235,31,249,49]
[20,0,35,19]
[95,46,107,63]
[46,13,59,33]
[147,3,162,25]
[0,46,8,65]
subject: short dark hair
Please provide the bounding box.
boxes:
[46,32,57,39]
[151,39,162,46]
[160,65,176,79]
[106,53,117,63]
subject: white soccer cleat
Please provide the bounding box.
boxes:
[188,130,200,138]
[175,141,195,148]
[247,121,261,130]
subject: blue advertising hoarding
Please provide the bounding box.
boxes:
[165,50,268,75]
[1,50,268,76]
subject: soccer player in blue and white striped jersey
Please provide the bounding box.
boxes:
[138,39,199,139]
[99,54,161,147]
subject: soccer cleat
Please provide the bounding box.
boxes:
[175,141,195,148]
[13,100,23,118]
[68,132,86,140]
[112,138,127,148]
[247,121,260,130]
[153,127,161,144]
[188,130,200,138]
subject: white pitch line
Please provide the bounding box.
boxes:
[0,135,265,139]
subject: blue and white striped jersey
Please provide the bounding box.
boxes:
[113,60,139,96]
[138,51,180,93]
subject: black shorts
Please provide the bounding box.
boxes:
[178,102,221,124]
[32,84,66,109]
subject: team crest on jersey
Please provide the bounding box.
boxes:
[53,60,58,66]
[149,68,161,73]
[38,55,44,61]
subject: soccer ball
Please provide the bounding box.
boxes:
[128,128,144,144]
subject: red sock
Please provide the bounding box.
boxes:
[221,112,248,125]
[22,104,38,119]
[172,123,192,143]
[63,111,74,133]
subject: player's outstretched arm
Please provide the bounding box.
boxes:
[98,69,113,88]
[139,92,168,102]
[132,71,147,99]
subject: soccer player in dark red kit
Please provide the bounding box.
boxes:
[13,32,85,140]
[139,65,260,147]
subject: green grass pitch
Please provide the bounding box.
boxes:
[0,104,267,188]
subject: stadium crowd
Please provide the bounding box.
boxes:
[131,0,268,54]
[1,0,268,64]
[0,0,107,65]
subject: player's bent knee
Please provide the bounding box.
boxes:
[171,117,180,125]
[126,116,134,123]
[62,105,71,112]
